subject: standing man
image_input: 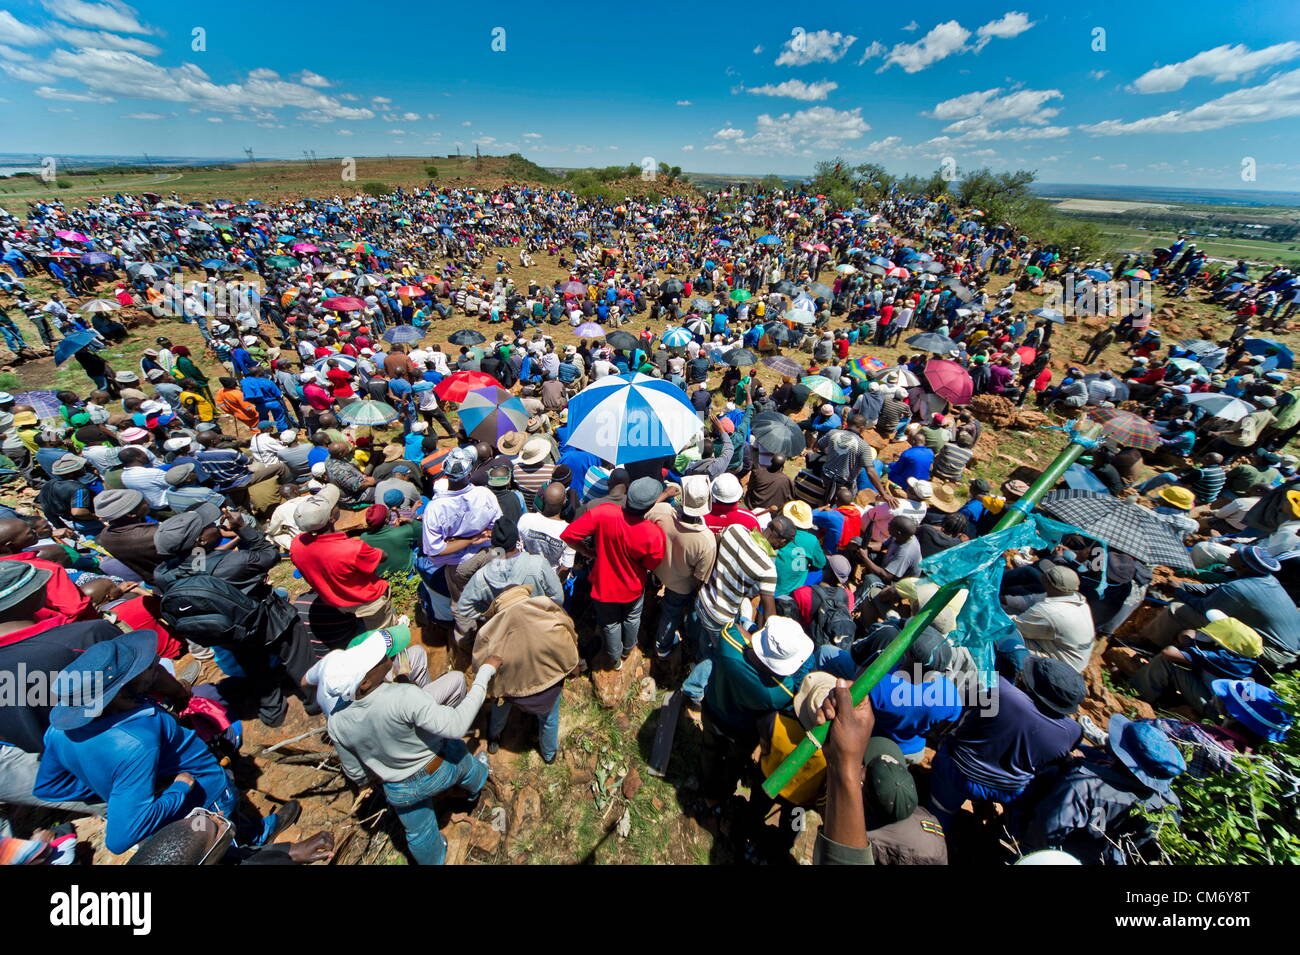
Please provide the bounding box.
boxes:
[560,477,667,670]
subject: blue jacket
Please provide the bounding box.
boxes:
[35,702,233,854]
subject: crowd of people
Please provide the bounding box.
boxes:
[0,177,1295,867]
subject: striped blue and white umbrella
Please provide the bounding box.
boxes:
[661,327,693,348]
[566,373,703,464]
[338,399,399,427]
[313,353,358,373]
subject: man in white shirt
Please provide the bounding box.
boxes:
[249,423,287,466]
[118,446,172,510]
[1012,565,1096,673]
[516,483,576,579]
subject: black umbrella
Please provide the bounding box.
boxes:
[905,332,958,354]
[723,348,757,367]
[661,278,685,295]
[448,328,486,346]
[765,322,793,343]
[773,280,798,296]
[1037,490,1194,570]
[604,330,639,351]
[751,412,805,457]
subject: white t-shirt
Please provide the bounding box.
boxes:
[516,512,576,569]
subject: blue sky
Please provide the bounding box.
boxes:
[2,0,1300,189]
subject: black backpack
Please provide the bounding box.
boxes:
[808,583,856,650]
[156,553,264,648]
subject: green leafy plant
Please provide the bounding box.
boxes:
[1140,673,1300,864]
[361,181,389,197]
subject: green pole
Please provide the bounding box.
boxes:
[761,426,1096,799]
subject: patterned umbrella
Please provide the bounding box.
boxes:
[338,399,399,427]
[1085,407,1163,451]
[1037,490,1194,570]
[383,325,423,344]
[434,369,502,402]
[566,373,702,464]
[79,299,120,313]
[12,391,62,420]
[800,375,846,403]
[762,355,803,378]
[458,386,529,443]
[845,356,886,378]
[661,327,693,348]
[312,354,358,373]
[394,285,426,298]
[562,281,587,296]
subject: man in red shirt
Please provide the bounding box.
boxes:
[704,473,761,533]
[561,477,666,670]
[289,485,396,631]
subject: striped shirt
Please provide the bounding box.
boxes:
[819,430,876,485]
[512,463,556,506]
[932,443,974,481]
[1188,465,1226,504]
[697,524,777,628]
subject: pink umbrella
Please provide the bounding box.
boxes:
[292,242,319,253]
[1016,346,1037,364]
[813,243,831,253]
[886,266,910,279]
[322,296,365,312]
[55,230,90,243]
[923,359,973,406]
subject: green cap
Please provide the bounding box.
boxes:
[347,625,411,658]
[864,736,918,824]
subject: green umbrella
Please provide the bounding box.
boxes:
[1025,265,1043,277]
[266,255,298,269]
[729,288,752,302]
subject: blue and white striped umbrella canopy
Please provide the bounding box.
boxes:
[313,353,358,373]
[661,327,693,348]
[566,373,703,464]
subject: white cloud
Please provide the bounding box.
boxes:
[880,20,969,73]
[741,78,837,101]
[47,106,73,112]
[856,40,887,64]
[390,128,407,135]
[123,110,165,119]
[752,45,763,54]
[339,93,358,101]
[0,44,35,61]
[36,84,112,101]
[931,86,1062,134]
[207,116,222,123]
[1130,41,1300,93]
[711,106,869,154]
[1088,69,1108,80]
[42,0,153,35]
[1085,68,1300,134]
[2,61,56,82]
[972,11,1034,52]
[401,111,420,121]
[337,128,353,136]
[296,70,331,88]
[372,95,391,104]
[676,99,693,106]
[523,132,542,138]
[681,145,694,151]
[46,24,159,54]
[902,20,919,31]
[0,11,49,45]
[775,29,857,66]
[461,120,471,126]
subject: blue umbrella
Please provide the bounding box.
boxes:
[276,234,297,243]
[870,256,893,268]
[572,231,589,239]
[757,234,781,245]
[383,325,423,344]
[566,373,703,464]
[54,331,98,366]
[338,399,399,427]
[199,258,227,269]
[1084,268,1111,281]
[1062,463,1111,494]
[1243,338,1294,369]
[80,251,114,265]
[661,327,693,348]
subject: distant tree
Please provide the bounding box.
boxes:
[361,181,389,197]
[425,165,439,178]
[760,173,784,193]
